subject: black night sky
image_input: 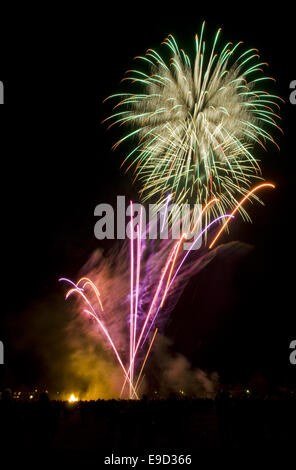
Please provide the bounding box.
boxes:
[0,4,295,393]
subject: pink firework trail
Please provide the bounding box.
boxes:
[60,184,274,399]
[61,209,224,398]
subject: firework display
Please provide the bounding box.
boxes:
[59,24,281,399]
[105,23,281,224]
[2,7,296,457]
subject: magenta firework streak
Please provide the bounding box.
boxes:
[60,202,232,398]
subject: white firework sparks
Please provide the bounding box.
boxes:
[105,23,282,225]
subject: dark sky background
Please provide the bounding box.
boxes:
[0,4,295,392]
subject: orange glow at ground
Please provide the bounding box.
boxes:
[68,394,79,403]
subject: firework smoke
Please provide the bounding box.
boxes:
[149,335,220,398]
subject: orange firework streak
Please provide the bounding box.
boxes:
[132,328,158,398]
[209,183,275,249]
[160,198,219,308]
[190,198,219,233]
[160,234,186,309]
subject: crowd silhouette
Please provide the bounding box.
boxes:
[0,389,295,452]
